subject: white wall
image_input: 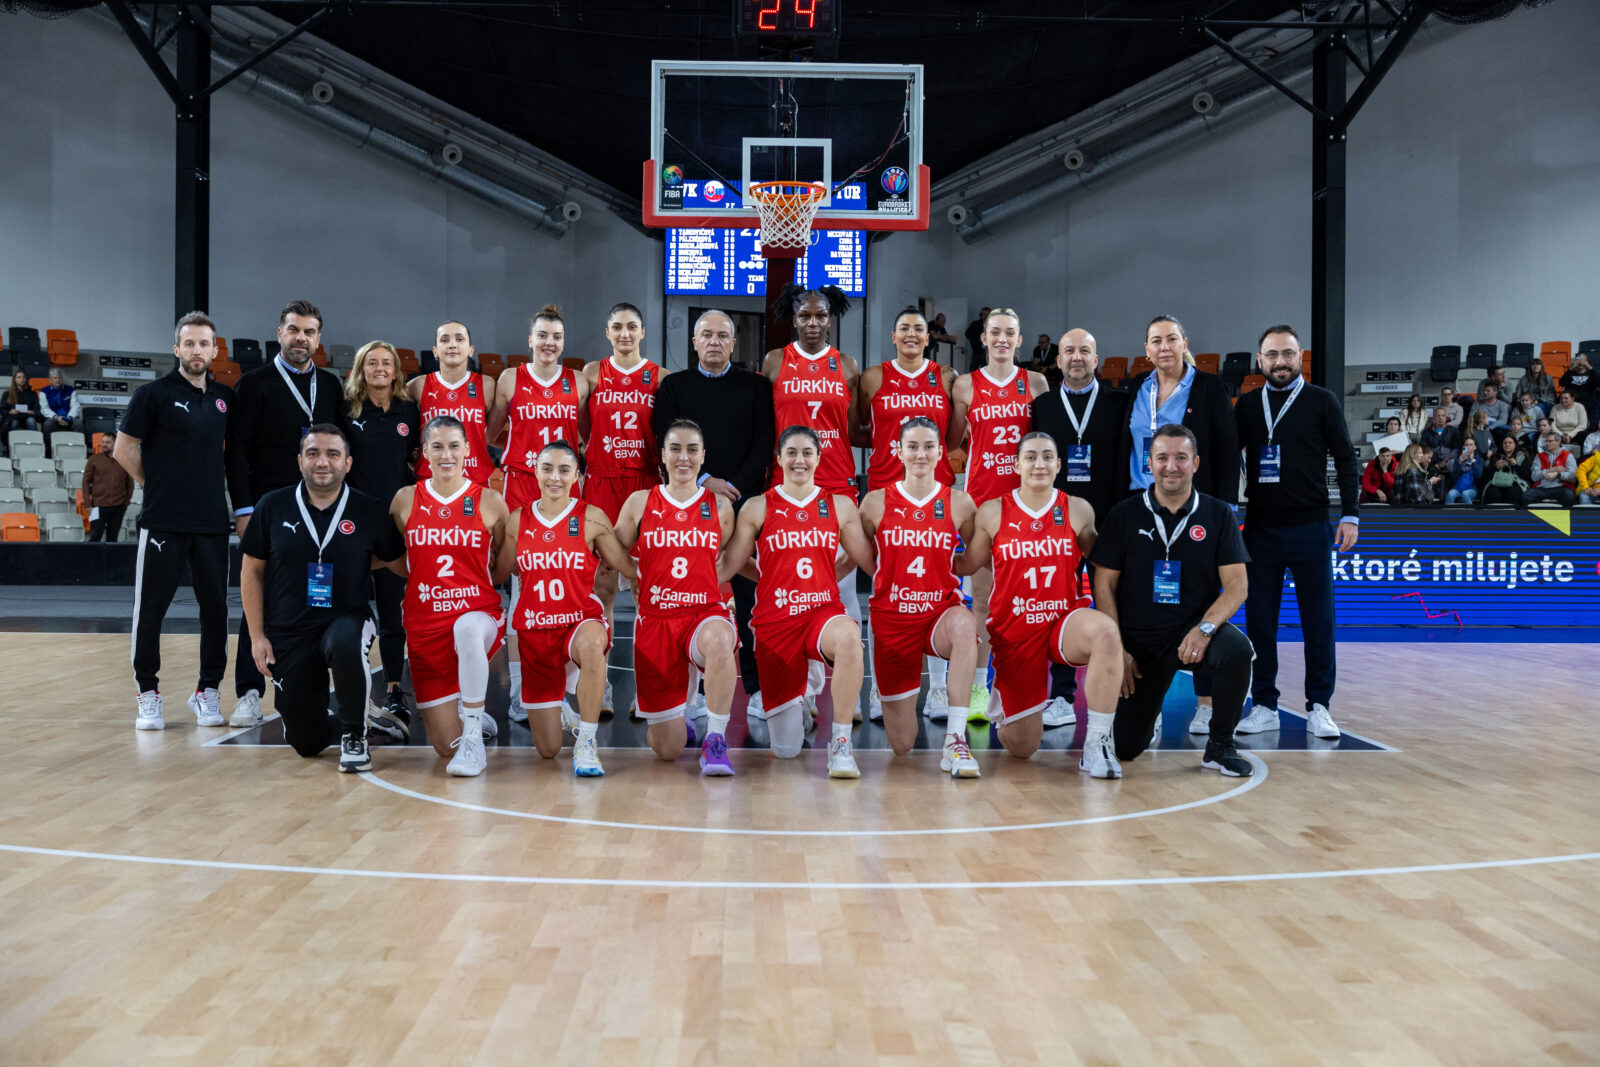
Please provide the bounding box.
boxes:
[0,11,655,360]
[867,0,1600,368]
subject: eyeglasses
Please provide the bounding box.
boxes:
[1260,349,1300,362]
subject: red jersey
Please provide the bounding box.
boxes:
[633,485,723,616]
[753,486,843,628]
[415,372,492,484]
[769,343,856,494]
[512,498,602,631]
[867,358,955,490]
[986,489,1089,645]
[869,483,962,617]
[504,365,582,475]
[586,357,662,476]
[964,365,1035,504]
[402,480,502,633]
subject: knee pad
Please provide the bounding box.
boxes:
[768,705,805,759]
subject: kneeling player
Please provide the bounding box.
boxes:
[719,425,874,779]
[613,419,739,775]
[496,440,637,777]
[957,431,1124,777]
[856,417,981,778]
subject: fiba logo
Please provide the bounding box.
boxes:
[704,180,726,203]
[881,167,909,195]
[663,164,684,187]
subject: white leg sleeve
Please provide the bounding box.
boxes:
[768,705,805,759]
[928,657,948,686]
[837,571,862,623]
[452,610,499,705]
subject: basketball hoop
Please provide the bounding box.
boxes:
[748,180,827,259]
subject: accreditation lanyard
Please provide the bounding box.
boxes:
[1142,489,1199,561]
[295,483,349,564]
[1260,378,1304,445]
[1258,379,1303,484]
[1060,380,1099,443]
[275,357,318,423]
[1061,381,1098,482]
[1143,489,1197,605]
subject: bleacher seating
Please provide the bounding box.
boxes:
[1429,345,1461,382]
[1,513,41,542]
[43,512,84,542]
[1502,342,1533,368]
[328,344,356,369]
[1221,352,1251,391]
[1241,373,1267,394]
[46,329,80,365]
[1193,352,1221,375]
[1579,340,1600,359]
[1540,341,1571,379]
[396,348,420,375]
[0,488,24,508]
[1465,343,1497,369]
[0,470,14,488]
[266,340,282,361]
[1099,357,1128,386]
[214,336,229,363]
[212,361,243,388]
[83,407,120,435]
[233,338,264,368]
[419,349,440,375]
[507,353,530,368]
[53,439,86,462]
[479,353,505,379]
[1130,355,1154,378]
[1300,349,1313,382]
[7,429,46,459]
[313,344,329,367]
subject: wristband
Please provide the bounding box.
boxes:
[697,473,711,487]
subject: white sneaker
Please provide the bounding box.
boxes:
[922,684,948,722]
[572,735,604,777]
[601,680,615,716]
[940,734,980,779]
[1041,696,1075,729]
[509,702,529,724]
[746,690,767,721]
[1235,704,1281,734]
[827,736,861,779]
[188,688,224,727]
[135,690,164,731]
[1189,701,1213,735]
[447,721,487,776]
[867,685,883,722]
[1079,734,1122,779]
[229,690,263,727]
[1150,712,1162,748]
[1306,703,1342,739]
[560,699,581,735]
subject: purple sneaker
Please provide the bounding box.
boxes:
[699,732,735,776]
[684,717,698,748]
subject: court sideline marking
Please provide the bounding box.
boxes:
[0,841,1593,891]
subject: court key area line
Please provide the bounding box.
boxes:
[354,753,1269,837]
[1,841,1595,891]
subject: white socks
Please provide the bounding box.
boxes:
[831,721,851,744]
[577,720,597,743]
[1086,710,1114,741]
[707,711,730,736]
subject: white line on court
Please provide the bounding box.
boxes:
[353,753,1269,836]
[1,841,1593,891]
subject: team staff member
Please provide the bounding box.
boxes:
[116,311,235,731]
[950,308,1049,723]
[1090,424,1254,778]
[341,341,421,740]
[1235,325,1359,741]
[653,311,775,713]
[408,319,496,486]
[82,430,134,542]
[226,300,344,728]
[240,425,403,772]
[1028,327,1131,728]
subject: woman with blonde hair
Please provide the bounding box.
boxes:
[341,340,422,740]
[1394,443,1440,506]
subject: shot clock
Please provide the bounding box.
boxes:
[736,0,841,37]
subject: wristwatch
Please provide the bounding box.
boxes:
[1197,622,1217,639]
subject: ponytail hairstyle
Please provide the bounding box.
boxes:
[774,283,850,322]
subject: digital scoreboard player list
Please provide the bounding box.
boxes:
[665,229,865,297]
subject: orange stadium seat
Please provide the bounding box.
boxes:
[215,336,230,361]
[29,377,50,392]
[489,468,506,495]
[46,329,79,365]
[397,348,419,374]
[479,353,505,378]
[1100,357,1127,385]
[2,513,41,542]
[1301,348,1314,381]
[1193,352,1220,374]
[211,361,242,388]
[1539,341,1570,379]
[1131,355,1154,378]
[561,357,586,372]
[313,344,328,367]
[507,354,530,368]
[1242,373,1267,393]
[92,432,106,453]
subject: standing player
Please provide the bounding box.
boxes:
[950,308,1049,722]
[389,416,511,778]
[407,319,496,486]
[583,302,666,632]
[856,418,981,778]
[720,426,874,779]
[496,441,637,778]
[613,420,739,776]
[956,432,1125,778]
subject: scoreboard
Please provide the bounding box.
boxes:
[664,228,866,297]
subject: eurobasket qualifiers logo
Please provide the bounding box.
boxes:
[881,166,909,195]
[703,180,726,203]
[663,164,684,187]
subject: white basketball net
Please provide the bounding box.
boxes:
[748,181,827,255]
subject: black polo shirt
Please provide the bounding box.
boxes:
[1088,488,1249,653]
[119,368,234,534]
[240,484,403,646]
[341,397,421,502]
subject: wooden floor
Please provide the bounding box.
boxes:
[1,633,1596,1065]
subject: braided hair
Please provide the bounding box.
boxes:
[773,283,850,322]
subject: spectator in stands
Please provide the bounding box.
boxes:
[1523,416,1554,454]
[1577,449,1600,505]
[81,430,134,541]
[1,368,42,453]
[1515,359,1556,415]
[964,307,990,371]
[1445,438,1482,505]
[1475,382,1510,428]
[1466,408,1495,459]
[1400,394,1428,440]
[1393,444,1441,506]
[1513,392,1543,428]
[1559,352,1596,422]
[1360,446,1397,503]
[1029,334,1057,369]
[1480,433,1529,507]
[1525,431,1577,508]
[1384,416,1402,436]
[927,313,961,363]
[1551,391,1588,444]
[1580,427,1600,460]
[1420,408,1462,463]
[40,368,80,449]
[1436,386,1464,428]
[1478,367,1509,401]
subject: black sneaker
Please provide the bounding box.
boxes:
[369,690,412,743]
[1201,740,1253,777]
[339,732,372,773]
